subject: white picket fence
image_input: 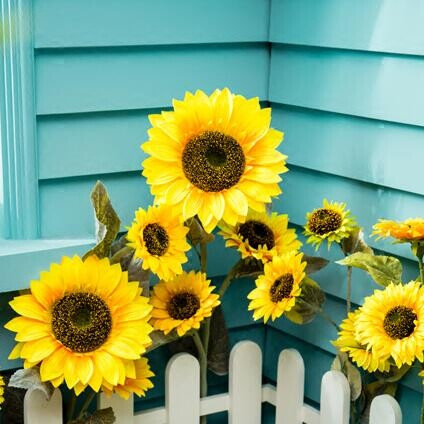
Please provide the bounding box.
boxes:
[24,341,402,424]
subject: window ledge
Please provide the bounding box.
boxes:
[0,238,94,292]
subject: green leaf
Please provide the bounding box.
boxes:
[286,277,325,324]
[336,252,402,287]
[332,352,362,401]
[146,330,181,353]
[341,228,374,256]
[83,181,121,260]
[9,368,53,401]
[127,255,150,297]
[235,257,264,279]
[374,363,410,383]
[207,306,230,376]
[303,255,329,275]
[69,407,116,424]
[186,217,214,246]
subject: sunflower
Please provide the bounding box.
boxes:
[247,252,306,323]
[304,199,356,250]
[333,310,390,373]
[150,271,220,337]
[127,204,191,281]
[5,256,153,395]
[0,375,4,409]
[141,88,287,233]
[219,210,301,263]
[355,281,424,367]
[102,357,154,400]
[373,218,424,243]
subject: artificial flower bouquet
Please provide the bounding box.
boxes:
[0,88,422,423]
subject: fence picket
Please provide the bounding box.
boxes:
[370,394,402,424]
[275,349,304,424]
[24,388,62,424]
[229,341,262,424]
[320,370,350,424]
[166,353,200,424]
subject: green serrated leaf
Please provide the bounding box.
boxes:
[336,252,402,287]
[83,181,121,260]
[235,257,264,279]
[303,255,329,275]
[127,255,150,297]
[69,407,116,424]
[286,277,325,324]
[332,352,362,401]
[186,217,214,246]
[207,306,230,376]
[9,368,53,400]
[374,363,410,383]
[341,228,374,256]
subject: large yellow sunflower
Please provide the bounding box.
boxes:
[355,281,424,367]
[247,252,306,323]
[333,310,390,373]
[304,199,356,250]
[219,210,301,263]
[150,271,220,337]
[5,256,153,395]
[0,375,4,409]
[127,204,191,281]
[373,218,424,243]
[142,88,287,233]
[102,357,154,400]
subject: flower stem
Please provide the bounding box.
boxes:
[418,255,424,285]
[200,241,207,274]
[77,390,97,420]
[421,386,424,424]
[346,265,352,314]
[66,392,77,423]
[193,331,208,424]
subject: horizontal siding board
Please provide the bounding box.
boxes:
[269,45,424,127]
[34,0,269,48]
[270,0,424,56]
[273,104,424,196]
[35,44,269,115]
[277,165,422,261]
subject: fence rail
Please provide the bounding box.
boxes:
[24,341,402,424]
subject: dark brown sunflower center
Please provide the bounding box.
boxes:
[308,208,342,235]
[270,273,294,303]
[51,292,112,353]
[143,223,169,256]
[167,292,200,320]
[383,306,417,340]
[182,130,245,192]
[238,220,275,249]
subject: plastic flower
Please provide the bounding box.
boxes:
[5,256,153,395]
[373,218,424,243]
[150,271,220,337]
[219,210,301,263]
[127,204,191,280]
[355,281,424,368]
[0,375,4,409]
[304,199,356,250]
[142,88,287,233]
[102,357,154,399]
[333,310,390,373]
[247,252,306,323]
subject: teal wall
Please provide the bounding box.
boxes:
[1,0,423,421]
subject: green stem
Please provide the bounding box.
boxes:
[200,241,207,274]
[346,265,352,314]
[77,391,97,420]
[418,255,424,285]
[193,331,208,424]
[66,392,77,423]
[319,308,340,331]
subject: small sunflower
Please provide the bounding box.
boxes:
[333,310,390,373]
[304,199,356,250]
[150,271,220,337]
[247,252,306,323]
[373,218,424,243]
[5,256,153,395]
[102,357,154,400]
[0,375,4,409]
[127,204,191,281]
[355,281,424,367]
[219,210,301,263]
[142,88,287,233]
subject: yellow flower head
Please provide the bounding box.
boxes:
[333,310,390,373]
[373,218,424,243]
[355,281,424,368]
[219,210,301,263]
[150,271,220,337]
[5,256,153,395]
[304,199,356,250]
[247,251,306,323]
[102,357,154,400]
[127,204,191,281]
[0,375,4,408]
[142,88,288,233]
